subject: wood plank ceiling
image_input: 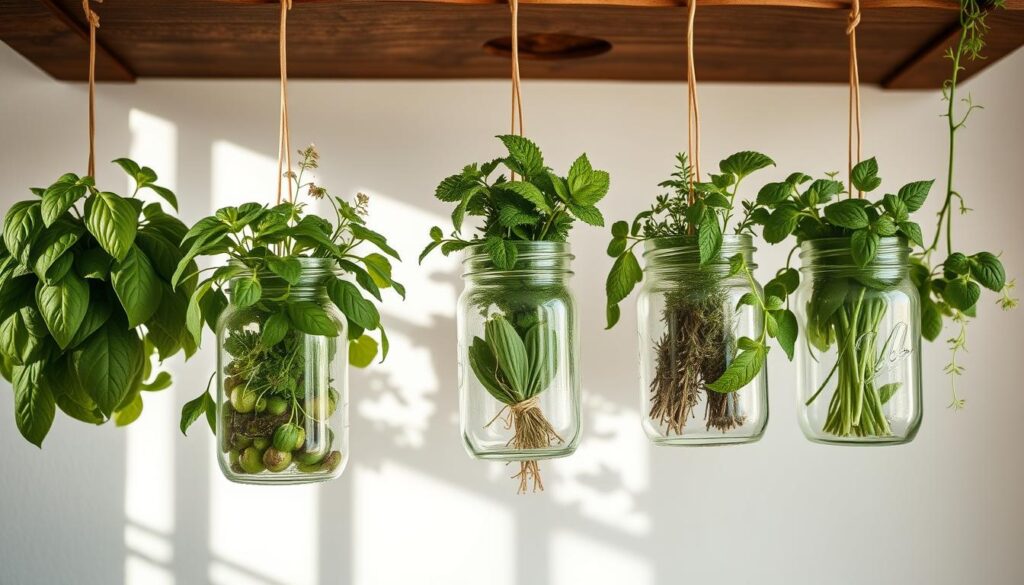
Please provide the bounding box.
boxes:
[1,0,1022,88]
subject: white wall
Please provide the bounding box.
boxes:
[1,42,1022,585]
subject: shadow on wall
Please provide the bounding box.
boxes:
[113,92,655,585]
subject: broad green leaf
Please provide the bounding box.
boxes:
[74,320,144,416]
[899,221,924,248]
[231,276,262,308]
[260,311,290,347]
[572,169,610,206]
[736,292,759,309]
[878,383,901,405]
[113,392,144,427]
[112,245,163,327]
[112,158,142,178]
[29,216,83,281]
[763,205,800,244]
[875,216,898,236]
[35,271,89,349]
[944,252,970,275]
[606,250,643,307]
[606,237,627,258]
[484,236,518,271]
[698,213,722,264]
[75,247,113,280]
[180,389,215,436]
[142,184,179,211]
[469,336,514,405]
[13,361,54,448]
[497,135,545,178]
[435,173,478,203]
[327,279,380,331]
[706,344,767,393]
[3,201,42,263]
[362,253,396,291]
[824,200,870,229]
[41,181,88,226]
[969,252,1005,291]
[497,181,550,214]
[524,322,557,398]
[774,309,798,360]
[46,357,104,424]
[267,256,302,285]
[568,204,604,227]
[145,284,186,360]
[757,182,791,205]
[943,279,980,311]
[350,224,400,260]
[287,301,340,337]
[135,229,183,282]
[850,230,880,267]
[485,315,529,398]
[850,157,881,193]
[611,220,628,238]
[67,288,112,349]
[0,307,48,365]
[186,280,213,345]
[719,151,775,180]
[85,192,138,262]
[897,180,934,212]
[498,205,539,228]
[921,300,943,341]
[349,334,379,368]
[141,371,172,391]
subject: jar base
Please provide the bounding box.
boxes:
[648,433,764,447]
[802,434,917,447]
[464,443,578,462]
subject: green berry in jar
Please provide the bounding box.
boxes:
[253,437,271,450]
[265,397,288,416]
[230,388,257,413]
[263,448,292,472]
[239,447,266,473]
[231,434,253,450]
[273,423,305,452]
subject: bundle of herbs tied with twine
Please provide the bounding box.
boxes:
[422,134,610,492]
[606,152,796,436]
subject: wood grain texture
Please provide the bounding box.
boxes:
[0,0,1020,86]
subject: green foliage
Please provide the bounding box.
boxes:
[0,160,186,446]
[420,136,610,269]
[177,145,403,436]
[604,151,775,329]
[468,314,557,406]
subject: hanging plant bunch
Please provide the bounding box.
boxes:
[605,151,789,437]
[178,145,403,480]
[0,160,190,446]
[422,135,608,492]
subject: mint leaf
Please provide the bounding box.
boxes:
[851,157,882,193]
[824,199,870,229]
[707,344,766,393]
[897,180,934,212]
[497,135,544,178]
[850,229,880,266]
[484,236,518,270]
[969,252,1005,291]
[719,151,774,180]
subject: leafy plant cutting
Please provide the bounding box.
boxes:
[422,134,608,492]
[605,151,790,437]
[0,160,189,446]
[177,145,404,479]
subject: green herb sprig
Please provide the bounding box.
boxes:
[177,145,404,435]
[0,160,188,446]
[419,135,610,269]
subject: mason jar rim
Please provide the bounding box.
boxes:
[463,240,574,277]
[642,233,757,270]
[228,256,339,290]
[798,236,911,269]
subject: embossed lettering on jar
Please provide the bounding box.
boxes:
[796,237,922,445]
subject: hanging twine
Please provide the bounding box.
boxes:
[509,0,524,138]
[847,0,863,198]
[81,0,101,178]
[276,0,294,205]
[685,0,702,204]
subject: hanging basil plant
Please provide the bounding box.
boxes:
[177,145,404,437]
[0,160,189,446]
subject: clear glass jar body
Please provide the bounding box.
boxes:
[216,258,349,484]
[796,237,922,445]
[637,235,769,445]
[457,242,581,474]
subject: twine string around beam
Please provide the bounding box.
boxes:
[686,0,702,204]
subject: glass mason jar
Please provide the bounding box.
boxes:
[637,235,769,445]
[457,242,581,492]
[216,258,349,484]
[796,237,922,445]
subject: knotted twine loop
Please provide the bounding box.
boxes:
[510,0,524,138]
[276,0,294,205]
[484,394,541,430]
[686,0,702,204]
[847,0,863,198]
[81,0,101,178]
